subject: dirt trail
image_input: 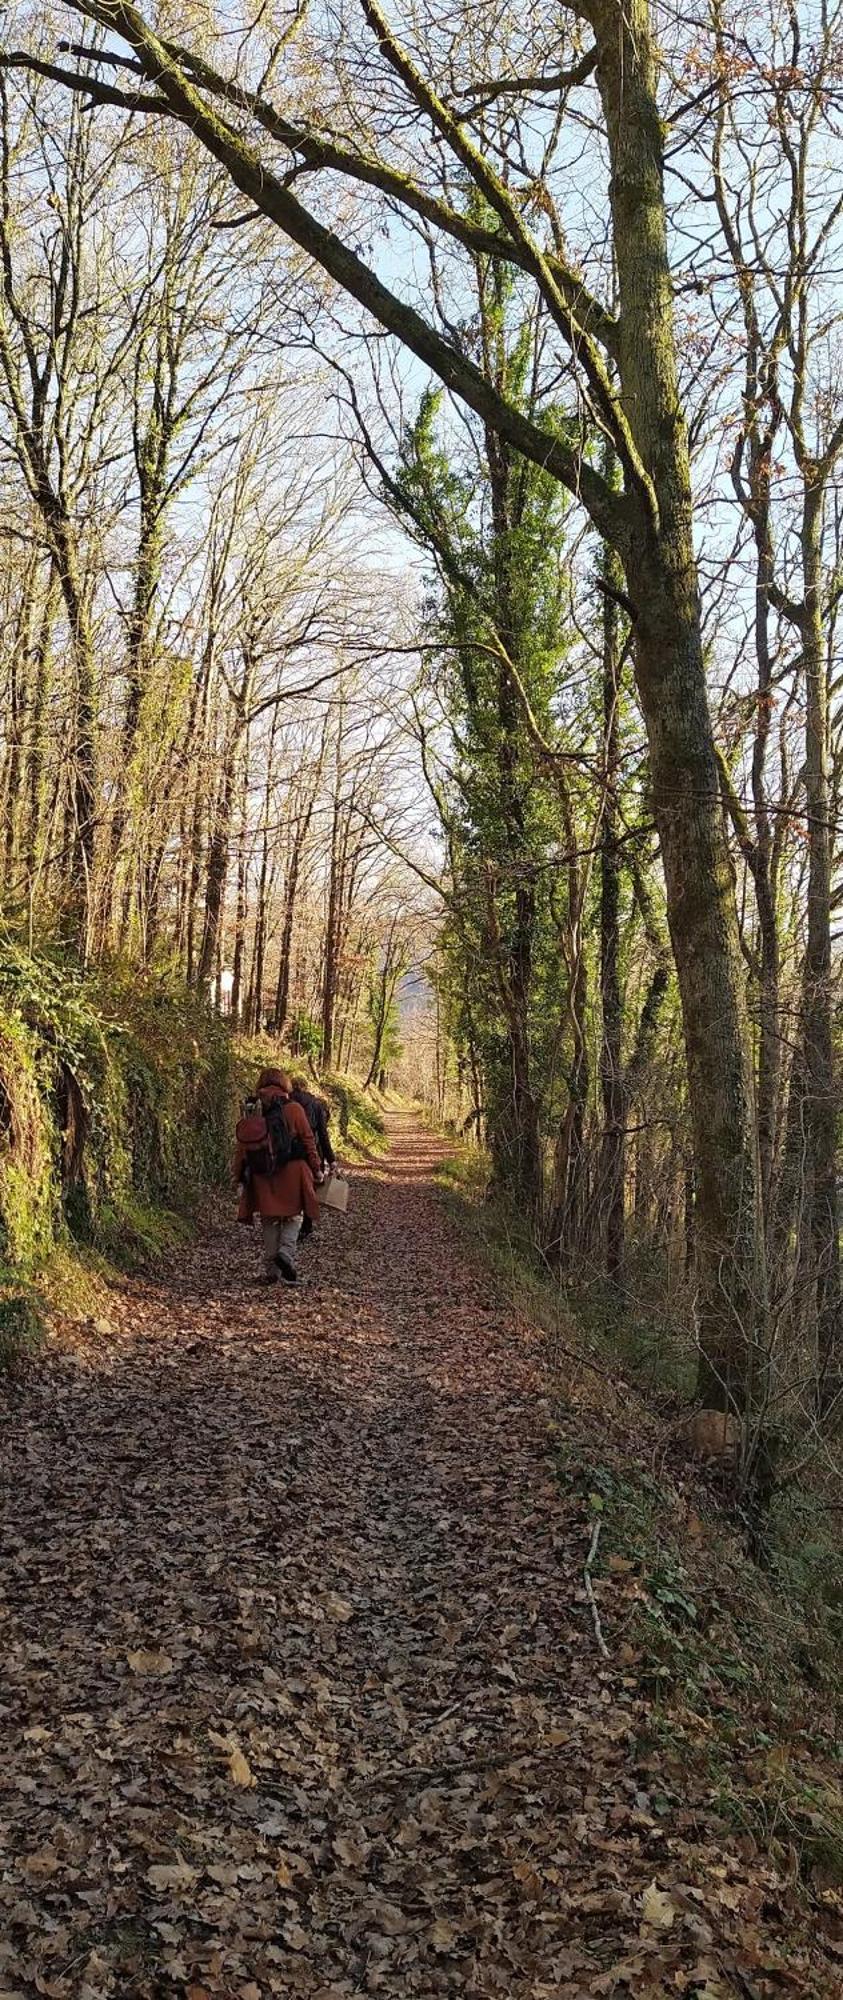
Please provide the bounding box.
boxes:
[0,1114,838,1998]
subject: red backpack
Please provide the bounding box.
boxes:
[236,1095,303,1181]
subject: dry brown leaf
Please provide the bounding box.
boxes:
[23,1848,60,1877]
[324,1592,353,1623]
[146,1859,198,1894]
[126,1647,174,1675]
[640,1880,676,1930]
[373,1902,409,1936]
[227,1745,256,1788]
[206,1862,239,1886]
[333,1831,369,1868]
[429,1917,458,1953]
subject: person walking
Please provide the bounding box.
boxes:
[234,1067,321,1285]
[290,1072,336,1171]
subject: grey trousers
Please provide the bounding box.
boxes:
[261,1213,302,1276]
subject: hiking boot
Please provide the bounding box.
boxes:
[274,1253,298,1285]
[257,1271,279,1286]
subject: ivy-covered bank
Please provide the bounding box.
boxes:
[0,948,388,1364]
[0,944,234,1359]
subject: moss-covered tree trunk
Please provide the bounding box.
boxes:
[598,557,626,1282]
[593,0,764,1407]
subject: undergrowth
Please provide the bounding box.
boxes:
[0,965,389,1366]
[0,940,235,1359]
[435,1136,843,1888]
[0,936,393,1369]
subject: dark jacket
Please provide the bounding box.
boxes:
[291,1086,335,1168]
[234,1088,321,1222]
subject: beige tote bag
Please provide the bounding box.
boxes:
[318,1171,349,1213]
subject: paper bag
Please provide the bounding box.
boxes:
[318,1172,349,1214]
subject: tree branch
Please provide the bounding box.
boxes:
[43,1,629,549]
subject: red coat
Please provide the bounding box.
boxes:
[234,1089,321,1223]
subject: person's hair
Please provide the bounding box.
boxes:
[290,1073,309,1091]
[256,1066,291,1094]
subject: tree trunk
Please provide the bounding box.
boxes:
[801,484,840,1394]
[594,0,763,1406]
[105,496,165,925]
[23,572,58,889]
[275,860,299,1035]
[549,937,590,1264]
[1,557,35,881]
[598,549,626,1281]
[322,786,343,1070]
[41,500,97,932]
[231,829,248,1025]
[749,458,781,1231]
[198,750,237,991]
[488,430,543,1221]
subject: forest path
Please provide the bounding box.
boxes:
[0,1114,835,1999]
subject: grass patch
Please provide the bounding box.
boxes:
[0,1277,44,1369]
[323,1073,387,1159]
[436,1148,491,1202]
[571,1278,698,1401]
[37,1239,118,1322]
[92,1194,191,1273]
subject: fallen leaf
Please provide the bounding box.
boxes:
[227,1745,256,1788]
[23,1849,60,1877]
[146,1859,198,1894]
[333,1831,369,1868]
[206,1862,239,1886]
[640,1880,676,1930]
[126,1648,174,1675]
[324,1592,353,1622]
[372,1902,409,1936]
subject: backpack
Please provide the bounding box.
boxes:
[236,1094,303,1181]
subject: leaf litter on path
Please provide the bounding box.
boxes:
[0,1114,840,1997]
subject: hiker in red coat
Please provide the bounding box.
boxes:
[234,1067,321,1286]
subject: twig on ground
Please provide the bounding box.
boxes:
[584,1519,610,1659]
